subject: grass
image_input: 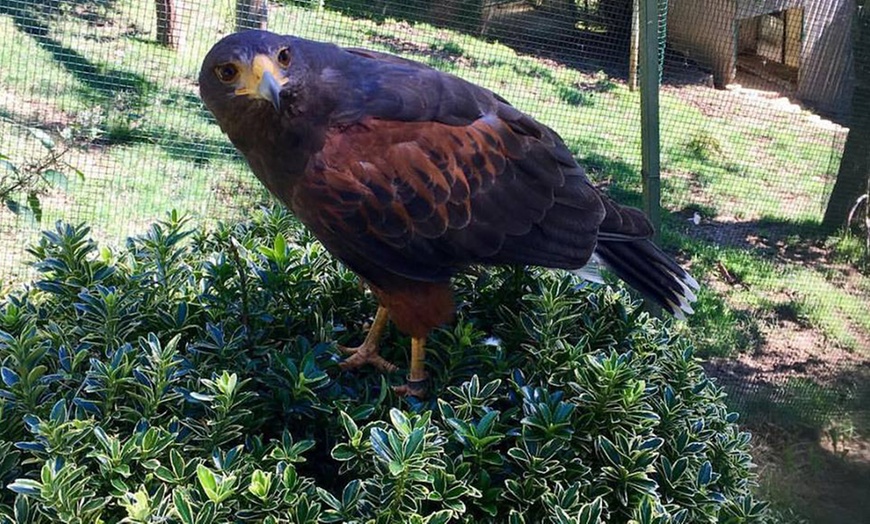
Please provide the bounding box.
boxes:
[0,0,271,284]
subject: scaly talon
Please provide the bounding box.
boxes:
[338,306,398,373]
[339,342,399,373]
[335,307,430,399]
[338,344,360,355]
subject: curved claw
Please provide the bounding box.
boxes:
[338,306,396,372]
[339,343,399,373]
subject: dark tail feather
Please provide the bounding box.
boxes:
[594,238,699,319]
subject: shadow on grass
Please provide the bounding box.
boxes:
[3,1,153,99]
[577,150,643,208]
[723,368,870,431]
[479,3,714,89]
[713,365,870,523]
[88,119,241,165]
[152,129,241,165]
[674,212,835,268]
[88,85,240,164]
[363,29,604,108]
[671,209,870,521]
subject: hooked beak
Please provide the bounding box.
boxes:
[235,54,287,111]
[258,70,282,111]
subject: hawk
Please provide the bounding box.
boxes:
[199,30,698,396]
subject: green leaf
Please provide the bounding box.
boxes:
[338,410,359,437]
[26,192,42,223]
[248,469,272,499]
[388,458,404,476]
[170,449,187,476]
[141,459,161,470]
[697,461,712,487]
[477,410,500,434]
[7,478,42,496]
[0,158,18,173]
[197,501,217,524]
[426,509,453,524]
[403,428,424,458]
[154,465,177,483]
[342,479,361,507]
[597,436,622,468]
[578,497,604,524]
[42,169,69,190]
[508,509,526,524]
[27,127,54,149]
[331,443,356,461]
[389,408,412,435]
[93,426,112,450]
[120,486,152,521]
[197,464,217,494]
[110,477,130,494]
[282,464,299,490]
[49,399,66,422]
[274,233,286,258]
[316,486,341,510]
[173,489,194,524]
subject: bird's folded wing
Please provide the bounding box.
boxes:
[290,46,607,287]
[293,112,603,285]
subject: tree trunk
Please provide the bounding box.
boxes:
[236,0,269,31]
[823,4,870,233]
[155,0,177,49]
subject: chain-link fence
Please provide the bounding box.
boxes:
[1,0,868,434]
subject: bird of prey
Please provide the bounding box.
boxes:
[199,30,698,396]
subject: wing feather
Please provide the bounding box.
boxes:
[292,112,605,288]
[286,45,608,289]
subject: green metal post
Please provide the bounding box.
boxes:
[639,0,662,317]
[639,0,661,243]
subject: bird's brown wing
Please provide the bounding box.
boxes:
[291,109,607,291]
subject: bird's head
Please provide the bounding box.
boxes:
[199,30,297,127]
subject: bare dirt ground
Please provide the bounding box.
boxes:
[752,421,870,524]
[668,73,870,520]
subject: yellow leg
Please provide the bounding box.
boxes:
[409,337,428,383]
[393,336,429,398]
[339,307,398,373]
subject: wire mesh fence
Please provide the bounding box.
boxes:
[0,0,867,431]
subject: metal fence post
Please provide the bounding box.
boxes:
[639,0,663,317]
[639,0,661,243]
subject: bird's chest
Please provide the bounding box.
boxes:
[246,155,293,202]
[240,139,312,206]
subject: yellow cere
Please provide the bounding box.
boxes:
[234,54,288,97]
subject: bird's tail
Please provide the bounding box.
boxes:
[593,235,699,319]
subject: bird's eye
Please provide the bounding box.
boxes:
[276,48,291,67]
[214,63,239,83]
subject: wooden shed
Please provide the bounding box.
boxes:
[667,0,856,116]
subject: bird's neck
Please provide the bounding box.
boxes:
[230,112,324,203]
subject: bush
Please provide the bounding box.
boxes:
[685,131,723,163]
[0,208,771,523]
